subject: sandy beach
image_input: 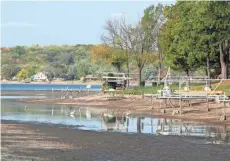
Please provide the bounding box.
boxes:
[1,120,230,161]
[24,93,230,126]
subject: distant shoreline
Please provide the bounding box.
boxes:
[0,80,102,85]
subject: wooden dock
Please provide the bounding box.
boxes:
[144,91,229,120]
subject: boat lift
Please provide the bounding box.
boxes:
[145,77,230,120]
[102,72,132,90]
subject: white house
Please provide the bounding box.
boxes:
[32,72,48,82]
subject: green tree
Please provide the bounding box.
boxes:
[13,46,26,56]
[28,66,39,77]
[1,64,21,80]
[185,1,229,80]
[159,2,196,75]
[159,1,230,79]
[43,66,54,82]
[67,66,78,80]
[194,1,230,79]
[1,44,116,81]
[59,52,75,65]
[16,69,29,80]
[142,4,165,84]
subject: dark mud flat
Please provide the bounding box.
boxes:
[1,120,230,161]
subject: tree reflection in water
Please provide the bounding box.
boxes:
[43,105,230,144]
[102,112,128,132]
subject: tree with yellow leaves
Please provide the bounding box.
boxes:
[16,69,29,81]
[91,45,127,72]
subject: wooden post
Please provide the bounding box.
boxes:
[180,96,182,115]
[206,80,210,112]
[142,88,144,99]
[217,95,220,108]
[224,101,226,117]
[206,95,210,111]
[160,98,162,109]
[220,93,227,121]
[151,95,153,104]
[224,92,226,119]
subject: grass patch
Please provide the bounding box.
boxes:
[115,81,230,95]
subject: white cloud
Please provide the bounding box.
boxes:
[1,22,37,27]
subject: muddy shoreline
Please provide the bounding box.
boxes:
[1,120,230,161]
[24,94,230,126]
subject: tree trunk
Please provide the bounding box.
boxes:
[219,41,229,79]
[138,66,142,87]
[119,67,121,73]
[185,69,190,89]
[115,64,122,73]
[206,52,211,87]
[157,62,161,86]
[126,48,130,88]
[157,49,162,86]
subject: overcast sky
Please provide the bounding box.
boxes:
[1,1,175,47]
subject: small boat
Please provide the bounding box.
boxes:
[103,113,116,123]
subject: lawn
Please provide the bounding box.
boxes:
[116,80,230,96]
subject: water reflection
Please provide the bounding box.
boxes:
[1,103,229,144]
[102,112,128,132]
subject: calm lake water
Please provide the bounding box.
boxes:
[1,89,230,145]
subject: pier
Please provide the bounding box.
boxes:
[144,77,230,120]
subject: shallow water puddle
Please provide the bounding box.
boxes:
[1,99,230,144]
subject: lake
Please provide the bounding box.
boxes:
[1,86,230,145]
[0,83,102,91]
